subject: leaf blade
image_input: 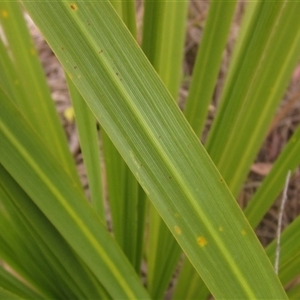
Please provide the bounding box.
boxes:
[20,1,287,298]
[0,91,150,299]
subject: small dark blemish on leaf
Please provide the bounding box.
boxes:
[74,66,77,69]
[70,3,78,10]
[99,49,103,54]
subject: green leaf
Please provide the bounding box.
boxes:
[0,164,108,299]
[287,283,300,299]
[142,0,188,99]
[184,0,237,135]
[20,1,287,298]
[0,90,149,299]
[103,0,144,270]
[172,257,209,300]
[245,125,300,228]
[0,2,81,187]
[66,77,105,220]
[176,2,238,296]
[0,286,26,300]
[110,0,137,38]
[0,266,41,300]
[206,2,300,196]
[141,0,189,297]
[266,215,300,286]
[102,131,142,270]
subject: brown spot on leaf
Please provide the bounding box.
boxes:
[70,3,78,11]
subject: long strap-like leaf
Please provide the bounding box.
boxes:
[19,1,288,298]
[0,90,149,299]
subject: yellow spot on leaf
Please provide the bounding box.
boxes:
[219,226,223,232]
[174,226,181,235]
[242,230,247,235]
[197,236,207,247]
[64,106,75,122]
[30,48,36,56]
[1,10,8,18]
[70,3,78,11]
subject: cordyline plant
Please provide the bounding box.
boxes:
[1,1,300,299]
